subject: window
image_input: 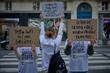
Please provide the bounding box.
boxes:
[33,0,39,10]
[5,1,12,10]
[77,3,92,19]
[102,1,108,11]
[64,1,67,10]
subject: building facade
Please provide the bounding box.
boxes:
[0,0,110,45]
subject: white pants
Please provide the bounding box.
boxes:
[42,51,53,71]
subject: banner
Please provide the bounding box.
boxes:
[9,26,39,48]
[104,18,110,24]
[40,2,64,18]
[67,19,97,42]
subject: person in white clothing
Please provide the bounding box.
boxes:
[13,45,38,73]
[64,40,94,73]
[39,19,64,72]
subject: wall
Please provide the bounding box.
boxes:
[12,2,33,11]
[67,2,73,12]
[0,2,5,10]
[108,3,110,11]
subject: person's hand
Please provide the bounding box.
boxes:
[31,44,35,51]
[13,43,17,51]
[31,44,37,59]
[31,44,36,54]
[67,39,73,45]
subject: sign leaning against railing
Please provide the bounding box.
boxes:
[40,2,64,18]
[67,19,97,43]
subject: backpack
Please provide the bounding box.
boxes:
[48,51,67,73]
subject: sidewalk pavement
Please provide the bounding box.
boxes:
[0,50,11,58]
[95,47,110,59]
[102,53,110,59]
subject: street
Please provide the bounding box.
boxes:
[88,47,110,73]
[0,0,110,73]
[0,45,110,73]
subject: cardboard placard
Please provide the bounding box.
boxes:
[67,19,97,43]
[40,2,64,18]
[9,26,39,48]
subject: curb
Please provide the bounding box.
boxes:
[94,45,110,48]
[99,52,110,59]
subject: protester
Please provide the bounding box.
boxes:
[64,40,94,73]
[103,22,110,39]
[39,19,64,73]
[13,44,38,73]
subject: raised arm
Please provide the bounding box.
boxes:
[40,22,45,36]
[55,22,64,46]
[39,22,45,43]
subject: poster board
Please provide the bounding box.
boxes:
[40,2,64,18]
[9,26,40,48]
[67,19,97,43]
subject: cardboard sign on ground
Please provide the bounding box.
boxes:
[9,26,39,48]
[67,19,97,43]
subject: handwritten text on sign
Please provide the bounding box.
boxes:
[10,27,39,47]
[40,2,64,18]
[67,19,97,42]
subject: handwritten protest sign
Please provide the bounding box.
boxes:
[40,2,64,18]
[67,19,97,43]
[9,26,39,48]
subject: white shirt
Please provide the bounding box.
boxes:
[68,41,90,72]
[17,47,38,62]
[39,21,64,54]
